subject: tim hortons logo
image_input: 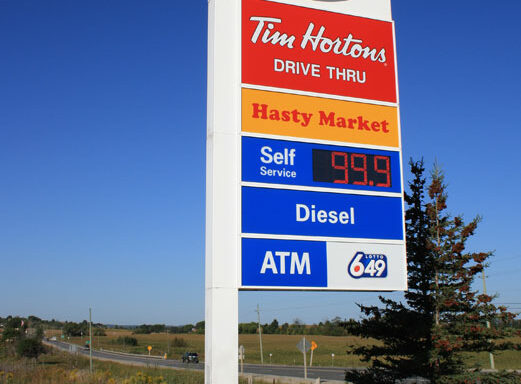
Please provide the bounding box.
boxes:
[249,16,387,63]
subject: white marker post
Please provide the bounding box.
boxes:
[206,0,240,383]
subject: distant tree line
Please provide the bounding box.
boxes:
[2,313,518,339]
[239,317,349,336]
[132,321,205,335]
[0,315,355,337]
[0,316,102,331]
[132,324,166,334]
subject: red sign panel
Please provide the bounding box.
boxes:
[242,0,397,103]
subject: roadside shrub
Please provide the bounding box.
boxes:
[16,338,45,358]
[115,336,138,346]
[438,371,521,384]
[172,337,188,348]
[93,328,106,336]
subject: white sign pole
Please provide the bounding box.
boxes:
[303,337,308,380]
[206,0,240,383]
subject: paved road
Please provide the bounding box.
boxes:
[46,339,348,382]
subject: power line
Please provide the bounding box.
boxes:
[487,270,521,278]
[490,254,521,263]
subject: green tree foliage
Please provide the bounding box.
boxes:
[63,321,89,337]
[239,322,258,334]
[115,336,138,346]
[194,321,205,334]
[93,327,107,336]
[16,337,45,358]
[1,316,45,358]
[172,337,188,348]
[133,324,166,334]
[35,325,44,340]
[1,317,27,342]
[345,161,520,383]
[167,324,195,334]
[345,160,434,383]
[238,317,349,336]
[265,319,279,334]
[426,166,517,375]
[437,371,521,384]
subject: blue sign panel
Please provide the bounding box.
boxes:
[242,187,404,240]
[242,136,402,193]
[242,238,327,287]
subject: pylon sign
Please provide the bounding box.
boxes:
[207,1,405,382]
[239,0,407,291]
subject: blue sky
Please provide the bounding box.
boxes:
[1,0,520,326]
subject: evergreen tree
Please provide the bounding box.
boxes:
[345,161,519,383]
[267,319,279,334]
[345,160,434,383]
[426,166,517,377]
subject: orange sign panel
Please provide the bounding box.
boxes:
[242,88,399,148]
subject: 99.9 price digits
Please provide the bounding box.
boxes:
[312,149,392,188]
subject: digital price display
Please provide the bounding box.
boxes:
[242,136,402,193]
[312,149,391,188]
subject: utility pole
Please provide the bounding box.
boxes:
[166,327,170,355]
[89,308,93,374]
[256,304,264,364]
[482,270,495,370]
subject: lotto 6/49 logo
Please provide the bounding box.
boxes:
[348,252,388,279]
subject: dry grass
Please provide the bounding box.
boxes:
[0,351,202,384]
[46,329,521,370]
[49,329,368,367]
[0,349,303,384]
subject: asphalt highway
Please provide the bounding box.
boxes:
[46,339,348,382]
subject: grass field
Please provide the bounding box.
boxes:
[46,329,521,370]
[0,347,203,384]
[0,348,294,384]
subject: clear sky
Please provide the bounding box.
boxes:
[1,0,520,326]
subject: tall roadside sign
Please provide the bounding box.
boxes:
[206,0,405,382]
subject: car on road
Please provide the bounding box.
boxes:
[182,352,199,363]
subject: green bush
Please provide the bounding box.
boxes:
[172,337,188,348]
[438,371,521,384]
[93,328,106,336]
[115,336,138,346]
[16,338,45,358]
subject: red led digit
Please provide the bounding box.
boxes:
[374,156,391,187]
[350,154,368,185]
[331,151,348,184]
